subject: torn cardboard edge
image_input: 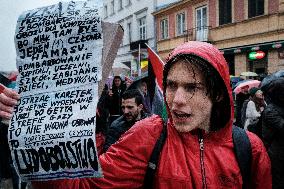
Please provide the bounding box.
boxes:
[99,22,124,95]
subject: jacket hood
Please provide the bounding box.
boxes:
[268,77,284,106]
[163,41,234,132]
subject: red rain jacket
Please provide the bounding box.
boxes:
[33,42,271,188]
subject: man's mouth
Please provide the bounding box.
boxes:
[125,114,132,119]
[173,111,191,119]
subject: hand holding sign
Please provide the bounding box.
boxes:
[0,84,20,119]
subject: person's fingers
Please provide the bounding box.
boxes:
[0,84,20,100]
[0,109,13,120]
[0,101,14,114]
[0,84,5,94]
[0,84,19,120]
[0,93,18,106]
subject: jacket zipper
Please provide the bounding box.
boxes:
[198,130,207,189]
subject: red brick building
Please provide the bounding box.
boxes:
[153,0,284,76]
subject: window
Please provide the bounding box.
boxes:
[138,17,146,40]
[160,18,168,39]
[118,0,123,11]
[110,0,115,15]
[127,22,132,43]
[176,12,186,36]
[196,6,208,41]
[248,0,264,18]
[104,5,108,18]
[219,0,232,25]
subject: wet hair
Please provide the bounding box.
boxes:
[163,54,231,131]
[112,75,126,91]
[122,89,143,106]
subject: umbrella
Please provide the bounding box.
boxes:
[233,79,252,89]
[105,76,114,89]
[233,80,261,94]
[260,70,284,92]
[230,76,243,82]
[230,76,244,88]
[127,74,148,91]
[112,62,131,70]
[240,71,258,77]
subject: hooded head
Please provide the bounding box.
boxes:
[267,78,284,107]
[163,41,233,133]
[249,87,260,96]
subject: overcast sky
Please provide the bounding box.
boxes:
[0,0,177,72]
[0,0,83,72]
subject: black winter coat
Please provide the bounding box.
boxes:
[103,112,149,152]
[108,84,126,116]
[262,103,284,189]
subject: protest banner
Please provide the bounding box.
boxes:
[9,0,123,181]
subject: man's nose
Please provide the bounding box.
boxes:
[124,108,130,114]
[173,87,187,105]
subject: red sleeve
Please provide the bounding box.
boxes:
[247,132,272,189]
[33,115,163,189]
[96,133,105,156]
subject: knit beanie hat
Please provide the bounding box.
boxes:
[249,87,260,96]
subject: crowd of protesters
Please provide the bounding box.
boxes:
[0,41,283,189]
[232,72,284,189]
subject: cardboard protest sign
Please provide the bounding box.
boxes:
[8,0,123,181]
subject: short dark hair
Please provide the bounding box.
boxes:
[122,89,143,105]
[163,54,231,131]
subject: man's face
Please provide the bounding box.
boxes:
[121,98,143,122]
[114,78,122,87]
[166,60,213,132]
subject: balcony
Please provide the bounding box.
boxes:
[209,13,284,49]
[184,26,211,42]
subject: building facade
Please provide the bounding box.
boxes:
[103,0,157,76]
[153,0,284,76]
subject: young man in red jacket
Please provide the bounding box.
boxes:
[1,42,271,188]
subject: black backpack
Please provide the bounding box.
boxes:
[143,125,252,189]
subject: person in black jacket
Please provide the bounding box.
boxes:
[262,77,284,189]
[108,76,126,124]
[96,84,110,135]
[103,89,149,152]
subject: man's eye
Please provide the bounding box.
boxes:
[185,85,197,92]
[167,82,177,90]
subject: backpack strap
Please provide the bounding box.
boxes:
[232,125,252,189]
[143,121,167,188]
